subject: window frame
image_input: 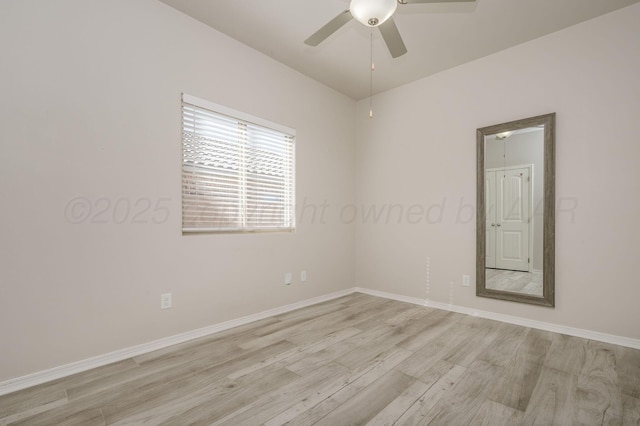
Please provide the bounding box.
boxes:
[181,93,296,234]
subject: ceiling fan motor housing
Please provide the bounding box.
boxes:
[350,0,398,27]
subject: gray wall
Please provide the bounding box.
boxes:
[0,0,356,382]
[355,3,640,340]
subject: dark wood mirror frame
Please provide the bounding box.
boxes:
[476,113,555,307]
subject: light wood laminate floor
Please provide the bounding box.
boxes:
[1,293,639,425]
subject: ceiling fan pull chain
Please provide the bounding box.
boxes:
[370,30,374,118]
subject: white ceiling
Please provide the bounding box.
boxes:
[158,0,640,100]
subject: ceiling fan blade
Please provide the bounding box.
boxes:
[399,0,475,3]
[304,10,353,47]
[379,18,407,58]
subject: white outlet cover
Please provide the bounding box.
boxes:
[285,273,293,285]
[462,275,470,287]
[161,293,172,309]
[301,271,307,282]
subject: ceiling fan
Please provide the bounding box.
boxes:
[305,0,476,58]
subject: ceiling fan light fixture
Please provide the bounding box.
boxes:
[349,0,398,27]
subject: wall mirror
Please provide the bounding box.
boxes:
[476,113,555,307]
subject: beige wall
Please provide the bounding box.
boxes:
[0,0,356,382]
[355,3,640,340]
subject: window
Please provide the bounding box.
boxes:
[181,94,295,233]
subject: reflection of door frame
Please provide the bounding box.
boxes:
[486,164,534,272]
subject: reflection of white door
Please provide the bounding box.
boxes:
[486,166,531,272]
[485,171,496,269]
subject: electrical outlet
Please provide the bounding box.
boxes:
[285,273,293,285]
[301,270,307,282]
[161,293,172,309]
[462,275,470,287]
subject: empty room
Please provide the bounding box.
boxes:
[1,0,639,424]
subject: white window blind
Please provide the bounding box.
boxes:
[182,94,295,233]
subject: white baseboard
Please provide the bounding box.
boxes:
[354,287,640,350]
[3,285,639,397]
[0,288,354,397]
